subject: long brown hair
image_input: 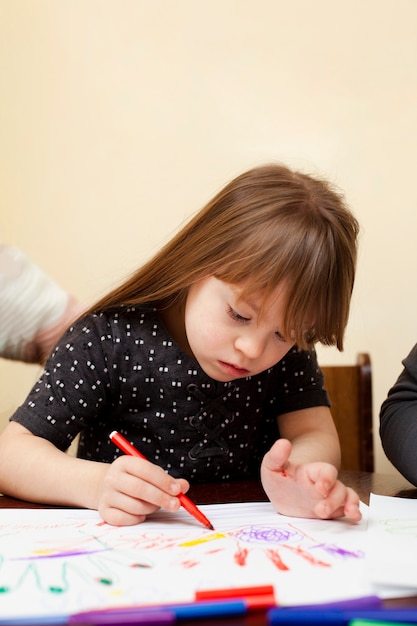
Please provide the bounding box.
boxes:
[88,164,359,350]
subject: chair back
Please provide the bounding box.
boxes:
[321,353,374,472]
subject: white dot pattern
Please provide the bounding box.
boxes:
[11,306,329,481]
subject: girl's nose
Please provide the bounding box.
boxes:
[235,333,265,359]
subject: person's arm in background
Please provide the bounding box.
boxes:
[0,244,85,363]
[380,343,417,486]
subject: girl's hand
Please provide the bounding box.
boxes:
[260,439,362,522]
[97,455,190,526]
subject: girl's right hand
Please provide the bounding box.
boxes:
[97,455,190,526]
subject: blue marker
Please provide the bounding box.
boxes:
[268,607,417,626]
[170,599,247,619]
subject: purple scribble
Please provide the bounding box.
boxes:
[310,543,364,559]
[232,526,303,544]
[12,548,110,560]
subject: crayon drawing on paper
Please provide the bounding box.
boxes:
[0,501,370,620]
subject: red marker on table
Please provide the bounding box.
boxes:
[109,430,214,530]
[195,584,276,609]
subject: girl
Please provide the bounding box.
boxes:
[0,164,361,525]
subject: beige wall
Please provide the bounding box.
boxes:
[1,0,417,475]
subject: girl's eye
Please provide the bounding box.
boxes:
[228,306,250,323]
[275,330,287,343]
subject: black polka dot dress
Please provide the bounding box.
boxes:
[11,306,330,482]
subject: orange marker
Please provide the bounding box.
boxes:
[109,430,214,530]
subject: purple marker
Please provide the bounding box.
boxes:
[284,595,382,611]
[70,609,175,625]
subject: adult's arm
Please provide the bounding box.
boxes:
[0,244,84,363]
[380,343,417,486]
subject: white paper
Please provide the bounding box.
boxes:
[367,492,417,590]
[0,501,375,619]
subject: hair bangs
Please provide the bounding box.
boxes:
[212,207,355,351]
[88,163,358,353]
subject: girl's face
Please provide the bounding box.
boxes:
[184,276,295,382]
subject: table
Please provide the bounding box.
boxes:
[1,470,415,511]
[189,469,417,507]
[1,471,417,624]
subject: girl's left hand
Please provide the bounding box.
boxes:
[260,439,362,522]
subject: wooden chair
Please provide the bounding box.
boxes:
[321,353,374,472]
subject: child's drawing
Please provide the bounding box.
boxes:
[0,501,369,619]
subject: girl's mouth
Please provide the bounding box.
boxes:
[218,361,250,377]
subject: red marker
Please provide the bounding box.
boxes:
[195,584,276,610]
[109,430,214,530]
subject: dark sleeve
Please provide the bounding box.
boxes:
[380,343,417,486]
